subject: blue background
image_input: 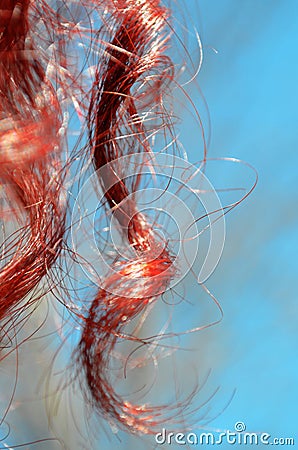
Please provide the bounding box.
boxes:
[169,0,298,448]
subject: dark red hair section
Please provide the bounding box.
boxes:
[0,1,65,335]
[76,0,187,434]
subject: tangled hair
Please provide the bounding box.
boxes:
[0,1,66,333]
[0,0,255,444]
[75,0,187,433]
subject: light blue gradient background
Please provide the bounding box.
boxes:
[174,0,298,447]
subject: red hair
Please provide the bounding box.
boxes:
[0,1,66,334]
[74,0,190,433]
[0,0,255,444]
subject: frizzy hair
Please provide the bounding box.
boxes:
[0,0,251,442]
[0,0,66,334]
[75,0,192,433]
